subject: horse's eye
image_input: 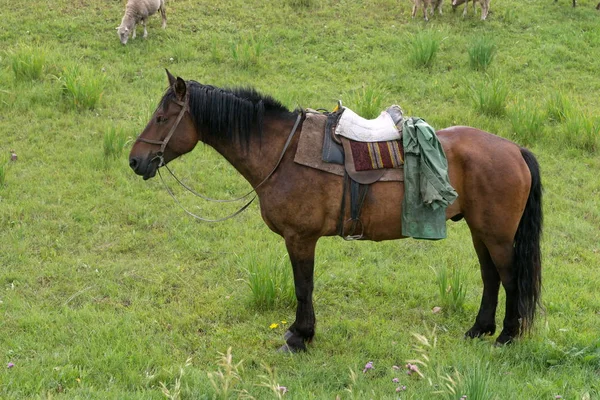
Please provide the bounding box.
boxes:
[156,115,168,124]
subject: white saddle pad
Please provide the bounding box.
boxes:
[335,107,402,142]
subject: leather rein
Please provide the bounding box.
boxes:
[135,91,303,222]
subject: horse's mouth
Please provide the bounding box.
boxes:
[140,157,161,180]
[142,163,159,180]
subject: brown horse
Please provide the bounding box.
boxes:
[129,71,543,352]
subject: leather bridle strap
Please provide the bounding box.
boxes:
[136,97,188,166]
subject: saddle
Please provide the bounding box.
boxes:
[323,103,404,184]
[295,104,405,240]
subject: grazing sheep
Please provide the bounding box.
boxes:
[412,0,443,21]
[452,0,490,20]
[117,0,166,45]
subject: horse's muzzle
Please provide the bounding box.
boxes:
[129,156,158,180]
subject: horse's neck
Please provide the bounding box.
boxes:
[208,115,296,188]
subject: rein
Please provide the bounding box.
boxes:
[137,90,303,222]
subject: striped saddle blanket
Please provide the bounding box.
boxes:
[347,139,404,171]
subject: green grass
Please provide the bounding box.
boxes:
[57,64,106,111]
[508,100,546,146]
[546,91,573,124]
[9,45,46,81]
[103,127,128,161]
[468,36,496,71]
[434,263,467,313]
[561,110,600,153]
[1,0,600,398]
[231,36,265,69]
[408,30,441,69]
[0,163,5,187]
[344,84,389,119]
[242,249,296,311]
[471,76,509,117]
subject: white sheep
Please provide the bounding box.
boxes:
[452,0,490,20]
[117,0,166,45]
[412,0,443,21]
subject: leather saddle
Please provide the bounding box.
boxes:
[322,104,404,184]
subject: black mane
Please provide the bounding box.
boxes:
[160,81,295,148]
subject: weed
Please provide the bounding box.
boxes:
[159,357,192,400]
[207,348,250,400]
[167,41,196,63]
[243,251,295,310]
[57,65,105,111]
[103,127,128,161]
[546,91,573,123]
[10,45,46,81]
[468,36,496,71]
[287,0,314,7]
[471,77,508,117]
[409,31,440,69]
[437,362,494,400]
[344,85,388,119]
[0,163,5,187]
[508,100,546,146]
[257,364,286,399]
[210,37,223,63]
[561,110,599,153]
[231,37,264,69]
[409,326,494,400]
[434,265,466,312]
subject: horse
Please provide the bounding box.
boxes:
[129,70,543,352]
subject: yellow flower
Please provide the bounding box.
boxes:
[281,320,287,325]
[269,323,279,329]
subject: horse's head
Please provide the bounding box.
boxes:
[129,70,199,180]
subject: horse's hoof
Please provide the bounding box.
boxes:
[277,344,294,353]
[495,334,514,346]
[464,324,495,339]
[277,343,305,353]
[283,330,293,341]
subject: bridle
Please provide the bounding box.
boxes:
[134,87,304,222]
[135,95,189,167]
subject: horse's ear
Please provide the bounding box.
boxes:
[173,76,186,101]
[165,69,176,87]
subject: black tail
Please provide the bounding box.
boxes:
[515,148,543,333]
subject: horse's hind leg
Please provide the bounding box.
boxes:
[487,241,521,344]
[282,236,317,352]
[465,237,500,338]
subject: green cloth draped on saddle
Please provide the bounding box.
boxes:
[402,117,458,240]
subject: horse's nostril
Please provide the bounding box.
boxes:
[129,157,139,171]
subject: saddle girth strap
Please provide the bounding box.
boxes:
[338,172,370,240]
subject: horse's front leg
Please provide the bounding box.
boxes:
[282,236,317,352]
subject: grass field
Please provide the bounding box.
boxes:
[1,0,600,398]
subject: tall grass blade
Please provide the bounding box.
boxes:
[471,77,508,117]
[10,45,46,81]
[409,31,440,69]
[508,100,546,146]
[545,91,573,123]
[243,251,295,310]
[468,36,496,71]
[58,65,105,111]
[103,127,128,160]
[345,85,388,119]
